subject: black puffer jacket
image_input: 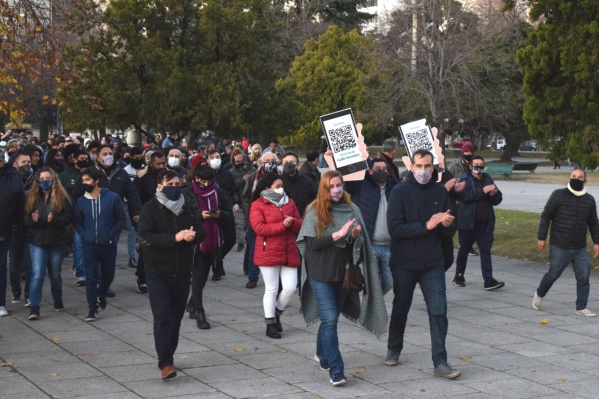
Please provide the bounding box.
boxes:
[137,195,206,277]
[0,165,25,238]
[538,188,599,249]
[280,172,317,216]
[24,192,73,247]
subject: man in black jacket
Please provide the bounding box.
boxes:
[345,158,398,294]
[533,168,599,316]
[137,170,205,380]
[298,150,321,186]
[280,152,317,217]
[384,149,460,380]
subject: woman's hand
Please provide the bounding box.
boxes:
[333,219,356,241]
[283,216,294,228]
[350,225,361,239]
[32,211,39,223]
[47,212,54,223]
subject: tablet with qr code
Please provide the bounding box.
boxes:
[399,118,441,166]
[319,108,368,176]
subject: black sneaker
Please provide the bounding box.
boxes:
[329,373,347,386]
[137,282,148,294]
[28,306,40,321]
[453,275,466,287]
[76,278,86,287]
[105,288,116,298]
[484,278,505,291]
[128,258,138,268]
[237,243,245,252]
[85,309,98,322]
[469,248,479,256]
[384,349,400,366]
[98,296,107,310]
[11,294,22,304]
[212,273,221,281]
[314,354,330,371]
[24,298,31,307]
[54,301,65,312]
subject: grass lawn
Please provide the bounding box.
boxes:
[488,209,599,270]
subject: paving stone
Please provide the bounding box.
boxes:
[380,377,479,398]
[463,377,565,398]
[185,363,268,383]
[126,375,215,398]
[211,376,303,397]
[39,376,129,398]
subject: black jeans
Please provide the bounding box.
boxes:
[146,272,190,369]
[191,251,217,310]
[217,213,236,272]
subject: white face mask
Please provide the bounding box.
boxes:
[273,187,284,195]
[209,158,221,170]
[102,154,114,167]
[168,157,180,168]
[89,153,97,162]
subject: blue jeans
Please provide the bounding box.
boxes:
[371,244,392,294]
[455,224,494,284]
[246,227,260,282]
[146,272,190,369]
[537,246,591,310]
[309,279,346,377]
[9,235,31,298]
[388,266,448,366]
[72,231,85,278]
[82,242,117,310]
[115,213,136,259]
[0,238,11,307]
[29,244,65,308]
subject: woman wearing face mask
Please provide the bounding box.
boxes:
[24,167,73,320]
[297,170,387,386]
[44,149,65,173]
[448,141,474,179]
[183,165,232,329]
[249,173,302,338]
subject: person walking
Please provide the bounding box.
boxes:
[384,149,460,380]
[249,173,302,339]
[297,170,387,386]
[24,167,73,320]
[137,169,205,380]
[74,168,126,322]
[533,168,599,316]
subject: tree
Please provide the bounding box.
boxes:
[516,0,599,168]
[274,25,382,147]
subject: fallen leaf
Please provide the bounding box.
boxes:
[0,363,12,367]
[69,323,78,327]
[281,349,287,353]
[353,367,365,374]
[356,341,366,345]
[540,319,549,325]
[317,396,324,399]
[147,332,154,336]
[557,378,566,383]
[115,312,124,316]
[238,329,248,333]
[49,373,58,377]
[458,355,472,361]
[522,334,531,338]
[51,358,61,363]
[51,336,61,342]
[234,347,245,352]
[419,388,426,392]
[75,353,86,358]
[229,318,236,321]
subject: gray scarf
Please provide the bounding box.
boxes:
[297,201,388,337]
[155,189,185,216]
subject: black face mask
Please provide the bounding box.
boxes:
[161,185,182,201]
[462,154,473,162]
[570,178,584,192]
[283,163,296,175]
[122,157,131,165]
[76,160,91,169]
[82,183,95,193]
[372,169,388,184]
[130,159,144,169]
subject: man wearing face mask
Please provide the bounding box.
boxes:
[86,141,101,164]
[124,146,145,181]
[533,168,599,317]
[74,168,126,322]
[166,148,189,185]
[385,149,459,380]
[345,158,398,294]
[206,150,239,280]
[242,153,280,288]
[453,156,504,290]
[230,153,255,251]
[59,145,86,199]
[14,153,34,189]
[280,152,317,217]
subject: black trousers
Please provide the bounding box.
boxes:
[191,251,217,310]
[146,272,190,369]
[217,213,236,272]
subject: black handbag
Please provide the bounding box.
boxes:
[342,244,365,293]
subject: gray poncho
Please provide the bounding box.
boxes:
[297,201,388,337]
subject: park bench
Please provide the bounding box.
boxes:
[484,163,513,179]
[511,162,539,173]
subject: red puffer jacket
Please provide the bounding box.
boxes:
[249,196,303,267]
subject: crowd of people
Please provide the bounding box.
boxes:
[0,130,598,386]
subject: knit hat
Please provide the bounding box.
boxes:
[461,141,474,154]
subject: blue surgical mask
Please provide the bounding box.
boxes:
[39,180,53,191]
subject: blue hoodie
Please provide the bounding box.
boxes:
[74,188,126,246]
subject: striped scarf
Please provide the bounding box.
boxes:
[297,201,388,337]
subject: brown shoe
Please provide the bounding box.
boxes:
[161,365,177,380]
[245,280,257,289]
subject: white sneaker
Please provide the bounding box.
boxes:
[532,291,542,310]
[0,306,8,317]
[576,309,596,317]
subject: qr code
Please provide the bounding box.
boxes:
[328,125,356,153]
[405,129,433,152]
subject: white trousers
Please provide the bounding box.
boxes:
[258,266,298,318]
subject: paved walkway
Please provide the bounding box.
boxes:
[2,234,599,398]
